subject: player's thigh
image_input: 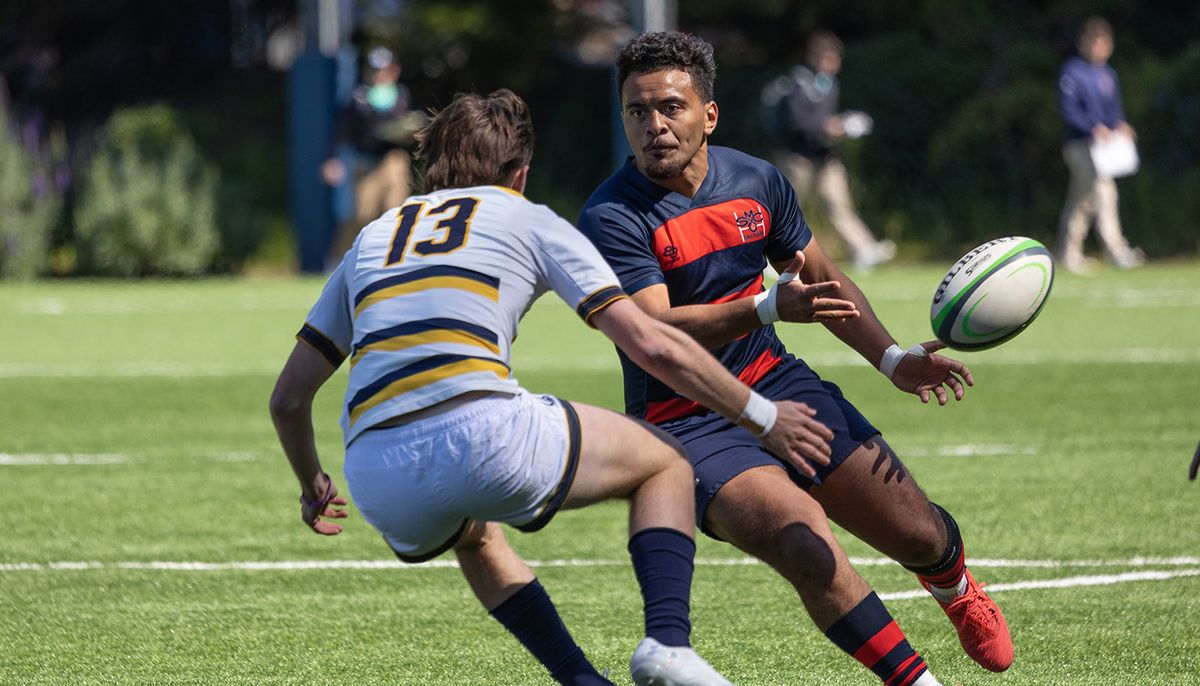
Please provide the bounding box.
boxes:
[706,464,840,566]
[811,435,945,564]
[561,401,688,509]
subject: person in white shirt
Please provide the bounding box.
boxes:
[269,88,836,686]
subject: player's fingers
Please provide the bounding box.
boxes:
[329,495,349,506]
[933,385,949,406]
[960,364,975,387]
[323,506,349,519]
[798,280,842,298]
[946,375,965,400]
[813,309,859,322]
[787,451,817,479]
[804,417,834,442]
[812,297,857,311]
[798,431,832,460]
[920,340,947,353]
[918,389,930,404]
[786,249,806,274]
[312,520,344,536]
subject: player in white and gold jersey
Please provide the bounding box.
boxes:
[269,89,834,686]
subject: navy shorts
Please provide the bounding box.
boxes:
[660,357,879,537]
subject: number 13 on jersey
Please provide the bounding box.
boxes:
[385,197,480,266]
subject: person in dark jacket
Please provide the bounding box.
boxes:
[322,47,417,263]
[1056,17,1144,273]
[762,31,894,270]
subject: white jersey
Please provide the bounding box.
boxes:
[298,185,626,445]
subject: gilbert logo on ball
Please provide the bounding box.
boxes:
[931,237,1054,351]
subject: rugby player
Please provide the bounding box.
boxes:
[577,32,1013,685]
[270,88,835,686]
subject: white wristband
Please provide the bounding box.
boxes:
[879,343,929,380]
[737,391,777,437]
[752,271,798,325]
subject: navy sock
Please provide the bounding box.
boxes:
[489,579,612,686]
[825,592,929,685]
[628,527,695,647]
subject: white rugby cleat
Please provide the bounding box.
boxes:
[629,637,733,686]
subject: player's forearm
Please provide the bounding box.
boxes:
[630,319,753,423]
[269,396,326,498]
[657,298,763,350]
[820,279,895,368]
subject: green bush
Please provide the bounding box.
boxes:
[0,110,62,279]
[75,105,219,276]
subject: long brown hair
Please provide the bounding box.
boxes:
[415,89,535,193]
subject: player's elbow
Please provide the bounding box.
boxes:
[268,386,305,423]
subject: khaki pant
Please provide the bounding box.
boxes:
[1056,140,1136,270]
[329,149,413,261]
[777,152,882,260]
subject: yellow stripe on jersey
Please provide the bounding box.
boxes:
[348,356,510,425]
[351,328,501,366]
[354,276,500,317]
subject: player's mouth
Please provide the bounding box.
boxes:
[644,142,676,154]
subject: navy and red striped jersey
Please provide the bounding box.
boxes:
[578,146,812,424]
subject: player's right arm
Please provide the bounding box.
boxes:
[630,256,858,350]
[269,261,355,535]
[591,298,834,477]
[269,341,349,535]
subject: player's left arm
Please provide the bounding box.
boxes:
[785,237,973,405]
[269,342,348,535]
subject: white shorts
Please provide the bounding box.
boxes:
[343,391,580,562]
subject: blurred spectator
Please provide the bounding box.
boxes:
[1056,17,1144,274]
[761,30,894,270]
[322,46,420,263]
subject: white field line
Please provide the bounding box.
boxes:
[877,568,1200,601]
[0,453,129,465]
[1,347,1197,379]
[3,556,1199,573]
[0,452,263,466]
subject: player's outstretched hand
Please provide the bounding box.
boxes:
[892,340,974,405]
[760,400,835,478]
[300,473,349,535]
[775,250,860,324]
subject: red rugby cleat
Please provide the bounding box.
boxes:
[925,570,1013,672]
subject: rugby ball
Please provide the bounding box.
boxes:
[930,236,1054,351]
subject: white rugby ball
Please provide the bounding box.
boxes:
[930,236,1054,351]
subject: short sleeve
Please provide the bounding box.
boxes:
[577,202,665,296]
[297,260,353,367]
[764,165,812,262]
[532,210,628,327]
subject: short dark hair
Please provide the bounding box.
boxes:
[615,31,716,103]
[415,89,535,193]
[1078,16,1113,43]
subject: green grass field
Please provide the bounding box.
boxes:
[2,262,1198,685]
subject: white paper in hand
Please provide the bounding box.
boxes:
[1089,133,1139,178]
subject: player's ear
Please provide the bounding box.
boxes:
[704,100,718,136]
[507,165,529,194]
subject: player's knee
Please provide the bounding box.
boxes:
[761,523,841,591]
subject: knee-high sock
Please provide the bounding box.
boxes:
[628,527,695,647]
[825,592,931,685]
[489,579,613,686]
[904,503,967,598]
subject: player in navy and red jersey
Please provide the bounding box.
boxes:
[578,32,1014,685]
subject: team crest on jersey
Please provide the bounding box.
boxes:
[661,244,680,265]
[734,206,767,242]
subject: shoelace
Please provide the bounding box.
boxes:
[954,580,998,631]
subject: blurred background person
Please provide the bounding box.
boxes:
[1056,16,1144,274]
[761,30,894,271]
[322,46,420,264]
